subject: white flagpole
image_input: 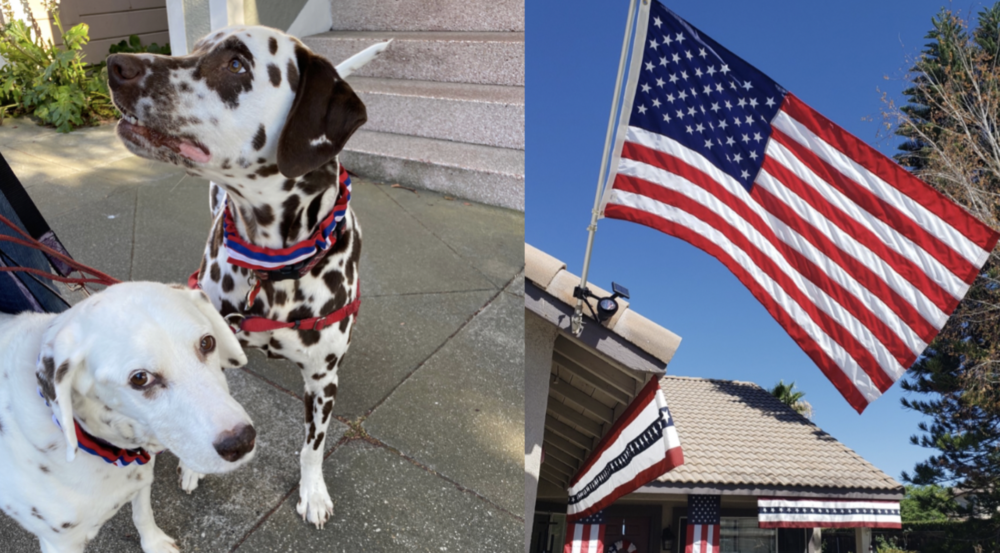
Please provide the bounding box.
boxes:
[571,0,642,336]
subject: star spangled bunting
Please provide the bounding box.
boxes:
[599,0,1000,412]
[758,497,901,529]
[686,495,720,553]
[566,378,683,522]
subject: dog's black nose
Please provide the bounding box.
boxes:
[107,54,146,88]
[213,424,256,462]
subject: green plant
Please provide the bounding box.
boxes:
[108,34,170,56]
[0,4,115,131]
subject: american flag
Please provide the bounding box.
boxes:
[600,1,1000,412]
[686,495,721,553]
[563,511,606,553]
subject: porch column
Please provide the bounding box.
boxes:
[807,528,821,553]
[854,527,871,552]
[525,312,558,553]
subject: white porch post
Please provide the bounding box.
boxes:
[854,527,871,552]
[165,0,187,56]
[209,0,244,31]
[524,312,558,553]
[807,528,822,553]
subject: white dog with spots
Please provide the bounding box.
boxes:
[106,27,387,528]
[0,282,256,553]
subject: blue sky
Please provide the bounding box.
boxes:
[526,1,991,483]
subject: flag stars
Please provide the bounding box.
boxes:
[663,34,672,45]
[665,93,676,103]
[724,100,733,110]
[707,65,717,76]
[676,32,685,43]
[749,97,759,108]
[675,109,685,119]
[656,77,665,88]
[718,119,728,130]
[725,136,735,146]
[671,52,681,63]
[687,106,697,117]
[710,102,721,113]
[698,47,707,58]
[720,64,730,74]
[685,125,694,134]
[637,104,647,114]
[641,83,652,93]
[663,113,671,123]
[741,169,750,180]
[703,85,713,95]
[743,80,753,90]
[715,83,724,93]
[651,98,661,108]
[744,115,754,125]
[680,70,689,80]
[741,133,750,142]
[696,123,705,133]
[766,97,776,108]
[669,73,679,84]
[704,139,714,149]
[684,50,693,60]
[659,56,668,67]
[653,16,662,28]
[694,67,703,78]
[678,90,688,100]
[737,97,747,108]
[649,38,659,49]
[749,150,759,160]
[645,61,655,71]
[733,152,742,162]
[753,132,763,142]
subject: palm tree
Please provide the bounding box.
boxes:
[769,380,813,419]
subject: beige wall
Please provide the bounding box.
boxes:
[61,0,170,63]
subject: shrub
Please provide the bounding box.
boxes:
[0,3,113,131]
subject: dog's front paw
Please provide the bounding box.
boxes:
[177,462,204,494]
[296,479,334,529]
[140,528,179,553]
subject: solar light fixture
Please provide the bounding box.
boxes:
[573,281,630,325]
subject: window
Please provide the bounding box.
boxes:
[679,517,777,553]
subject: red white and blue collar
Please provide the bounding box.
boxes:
[38,388,153,467]
[222,166,351,275]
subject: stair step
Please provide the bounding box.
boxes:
[348,77,524,150]
[342,130,524,211]
[327,0,523,32]
[304,31,524,86]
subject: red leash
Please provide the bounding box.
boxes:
[0,213,120,287]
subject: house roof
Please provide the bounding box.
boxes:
[651,376,903,497]
[525,243,681,368]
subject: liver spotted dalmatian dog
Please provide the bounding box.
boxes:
[106,26,373,528]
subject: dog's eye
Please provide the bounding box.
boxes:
[228,58,244,74]
[200,335,216,354]
[129,371,150,388]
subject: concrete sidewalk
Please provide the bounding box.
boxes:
[0,119,525,552]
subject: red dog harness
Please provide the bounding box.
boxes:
[189,166,360,333]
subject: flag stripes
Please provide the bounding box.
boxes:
[685,523,720,553]
[600,2,1000,412]
[605,92,999,411]
[757,497,902,529]
[563,519,606,553]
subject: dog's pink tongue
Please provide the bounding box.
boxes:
[179,141,211,163]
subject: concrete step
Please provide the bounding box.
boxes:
[327,0,523,32]
[347,77,524,150]
[342,130,524,211]
[305,31,524,86]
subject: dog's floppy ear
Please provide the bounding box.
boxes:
[277,47,367,179]
[37,318,86,462]
[185,289,248,369]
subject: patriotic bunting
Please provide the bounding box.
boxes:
[758,497,901,529]
[566,378,684,522]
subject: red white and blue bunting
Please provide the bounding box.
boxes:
[757,497,901,529]
[567,378,684,522]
